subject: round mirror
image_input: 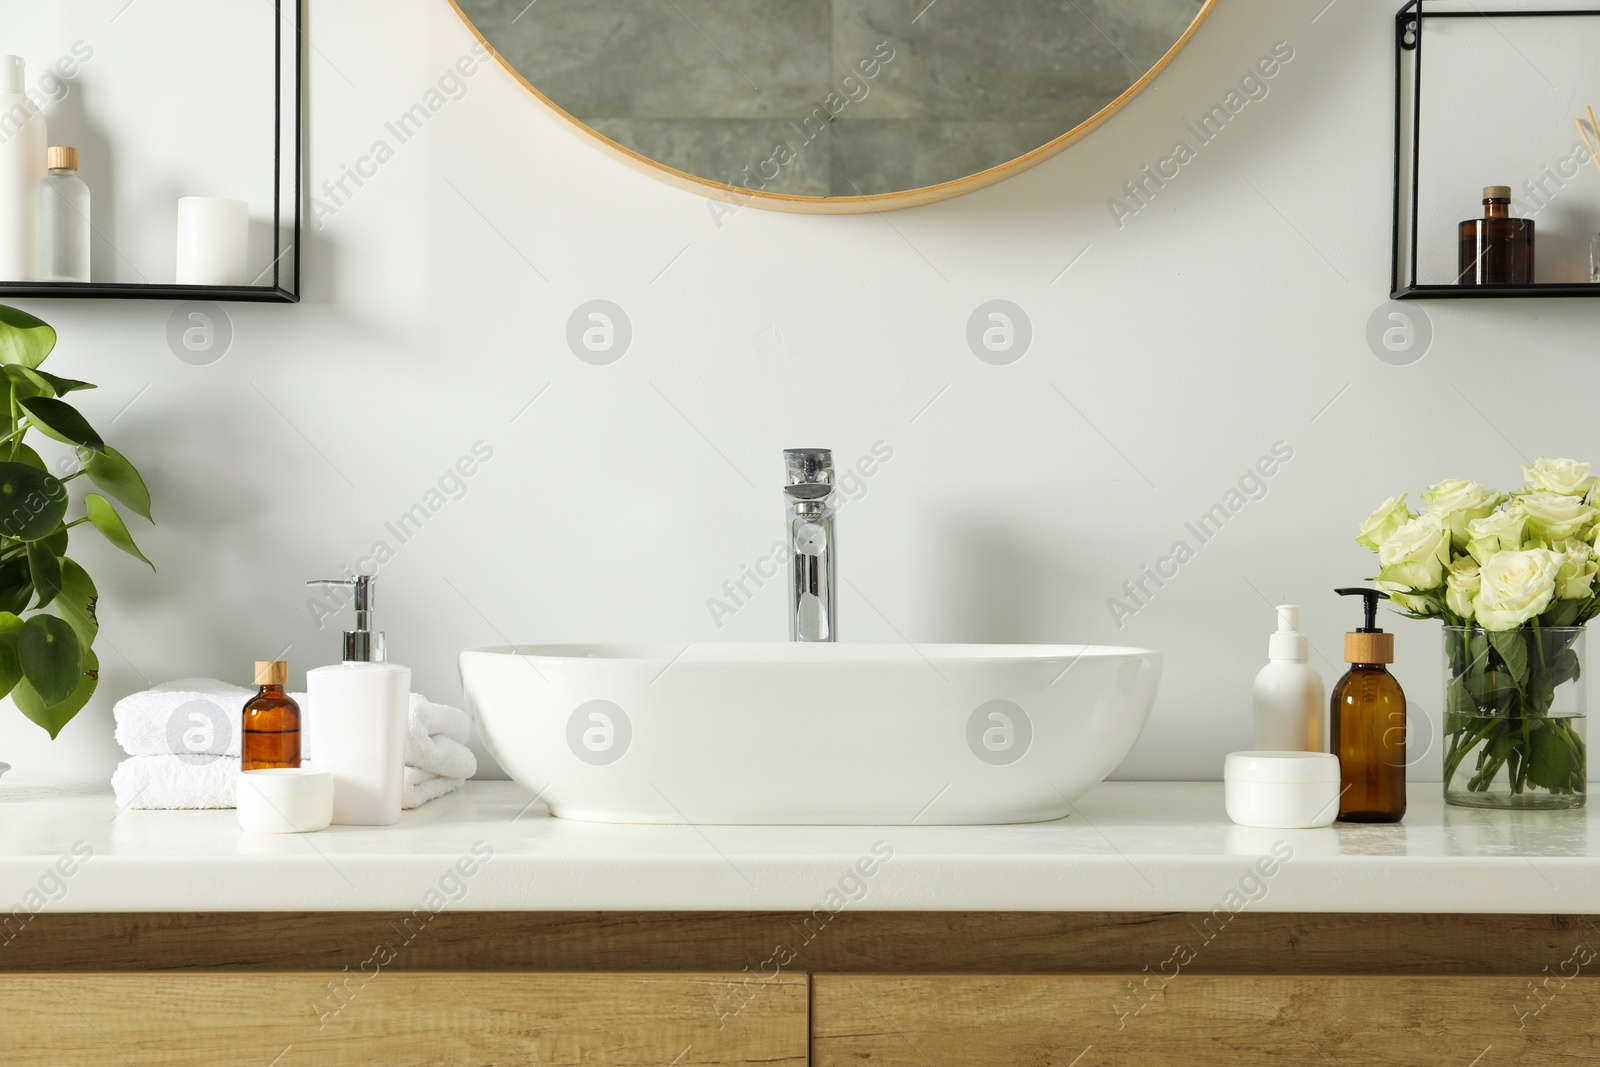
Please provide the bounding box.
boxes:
[451,0,1215,213]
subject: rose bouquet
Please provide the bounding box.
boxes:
[1357,457,1593,808]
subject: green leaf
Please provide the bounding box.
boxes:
[26,542,59,609]
[80,445,151,521]
[1544,600,1582,627]
[0,461,67,541]
[1527,722,1576,791]
[84,493,153,570]
[1487,628,1530,687]
[9,443,45,471]
[2,365,51,400]
[0,556,30,615]
[53,558,96,652]
[0,611,23,699]
[13,647,95,738]
[34,371,93,396]
[19,612,81,707]
[20,397,103,453]
[0,306,56,369]
[39,527,66,559]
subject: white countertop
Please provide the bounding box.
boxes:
[1,781,1594,914]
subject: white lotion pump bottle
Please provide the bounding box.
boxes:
[1253,604,1326,751]
[306,575,409,825]
[0,56,46,281]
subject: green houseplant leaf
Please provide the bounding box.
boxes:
[13,647,96,738]
[84,493,153,570]
[0,557,30,615]
[34,371,94,396]
[80,445,151,521]
[20,396,105,453]
[25,542,60,610]
[0,611,23,699]
[0,306,56,369]
[54,558,97,652]
[0,461,68,541]
[3,364,51,400]
[19,612,81,707]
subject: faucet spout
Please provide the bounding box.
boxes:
[784,448,837,642]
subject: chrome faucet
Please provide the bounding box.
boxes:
[784,448,837,642]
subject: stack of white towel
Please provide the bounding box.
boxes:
[111,678,477,811]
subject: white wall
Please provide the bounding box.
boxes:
[4,0,1597,786]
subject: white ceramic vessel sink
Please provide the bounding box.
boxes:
[459,643,1160,825]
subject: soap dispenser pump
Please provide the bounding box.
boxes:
[305,575,410,826]
[1253,605,1326,752]
[1330,587,1406,823]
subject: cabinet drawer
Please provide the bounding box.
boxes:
[1,972,807,1066]
[812,974,1599,1065]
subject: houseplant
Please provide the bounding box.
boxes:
[0,305,152,739]
[1357,458,1593,809]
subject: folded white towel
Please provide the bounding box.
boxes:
[112,753,239,810]
[411,693,472,746]
[114,679,256,758]
[111,681,478,811]
[406,697,477,781]
[114,756,468,811]
[404,766,466,810]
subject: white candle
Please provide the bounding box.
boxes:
[175,197,249,286]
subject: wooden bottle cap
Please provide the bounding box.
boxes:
[47,146,77,170]
[1345,632,1394,664]
[254,660,288,686]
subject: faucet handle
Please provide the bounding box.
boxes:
[784,447,834,485]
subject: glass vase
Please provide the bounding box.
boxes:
[1442,625,1586,810]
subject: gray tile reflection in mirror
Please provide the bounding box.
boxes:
[458,0,1205,197]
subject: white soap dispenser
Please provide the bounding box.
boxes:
[306,575,410,825]
[1252,604,1325,752]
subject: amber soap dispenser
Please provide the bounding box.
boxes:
[1330,588,1405,823]
[242,660,301,771]
[1458,185,1534,285]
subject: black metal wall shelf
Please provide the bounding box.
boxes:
[0,0,301,303]
[1392,1,1600,299]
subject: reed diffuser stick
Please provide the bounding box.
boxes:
[1578,113,1600,178]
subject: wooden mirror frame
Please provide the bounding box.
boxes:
[449,0,1217,214]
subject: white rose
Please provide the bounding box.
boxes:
[1466,504,1527,565]
[1377,514,1450,592]
[1472,548,1562,631]
[1520,491,1597,542]
[1521,457,1598,498]
[1356,495,1413,552]
[1445,559,1481,619]
[1555,542,1598,601]
[1423,479,1506,548]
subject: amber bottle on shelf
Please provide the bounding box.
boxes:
[1330,588,1406,823]
[242,660,301,771]
[1458,185,1533,285]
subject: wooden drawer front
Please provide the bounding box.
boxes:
[0,972,807,1066]
[812,974,1600,1065]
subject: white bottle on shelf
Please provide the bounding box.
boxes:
[37,146,89,282]
[1252,604,1326,752]
[0,56,47,282]
[305,576,410,826]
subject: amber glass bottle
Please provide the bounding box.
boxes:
[1458,185,1533,285]
[1330,589,1406,822]
[242,660,301,771]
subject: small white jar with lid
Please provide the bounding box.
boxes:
[237,768,334,833]
[1224,751,1340,829]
